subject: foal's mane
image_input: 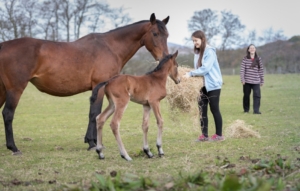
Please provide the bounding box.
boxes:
[146,54,173,75]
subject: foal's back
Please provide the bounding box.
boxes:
[105,74,166,105]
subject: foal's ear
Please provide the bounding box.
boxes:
[150,13,156,25]
[162,16,169,25]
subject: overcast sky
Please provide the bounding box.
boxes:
[106,0,299,46]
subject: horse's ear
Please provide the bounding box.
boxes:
[173,50,178,58]
[150,13,156,25]
[162,16,169,25]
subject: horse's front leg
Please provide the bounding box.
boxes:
[142,105,153,158]
[150,102,164,157]
[85,88,105,150]
[2,90,23,155]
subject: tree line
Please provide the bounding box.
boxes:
[123,9,297,75]
[1,1,298,74]
[122,36,300,75]
[1,1,287,48]
[0,0,131,42]
[186,9,287,50]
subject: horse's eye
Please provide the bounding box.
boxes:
[153,32,158,37]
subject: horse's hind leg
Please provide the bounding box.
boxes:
[95,98,115,160]
[142,105,154,158]
[2,90,23,154]
[150,101,164,157]
[85,87,105,150]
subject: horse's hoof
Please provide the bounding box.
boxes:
[87,145,96,151]
[158,153,164,158]
[12,150,22,155]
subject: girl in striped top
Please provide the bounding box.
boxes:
[240,44,264,114]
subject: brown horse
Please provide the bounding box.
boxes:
[0,13,170,155]
[90,51,180,161]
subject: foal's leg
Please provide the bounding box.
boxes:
[2,90,24,154]
[150,101,164,157]
[110,101,132,161]
[95,99,115,160]
[142,105,153,158]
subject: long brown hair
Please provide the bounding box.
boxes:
[192,30,207,68]
[246,44,261,69]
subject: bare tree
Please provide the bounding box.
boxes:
[59,0,76,42]
[240,29,257,47]
[0,7,10,40]
[0,0,132,42]
[219,10,245,50]
[0,0,27,40]
[73,0,91,39]
[38,1,55,40]
[109,6,132,28]
[19,0,40,37]
[187,9,220,45]
[87,2,113,33]
[36,0,62,41]
[0,0,41,40]
[258,27,287,45]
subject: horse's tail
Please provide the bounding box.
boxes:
[90,81,108,105]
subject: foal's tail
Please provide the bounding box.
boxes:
[90,81,108,105]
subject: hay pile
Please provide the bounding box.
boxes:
[225,120,261,138]
[166,66,203,113]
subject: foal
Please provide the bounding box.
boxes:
[90,51,180,161]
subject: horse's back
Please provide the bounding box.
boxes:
[0,36,105,96]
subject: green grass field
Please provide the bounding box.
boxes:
[0,74,299,190]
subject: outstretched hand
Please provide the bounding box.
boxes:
[182,72,190,79]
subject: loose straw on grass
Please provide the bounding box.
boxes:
[225,119,261,138]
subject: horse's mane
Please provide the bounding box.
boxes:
[146,54,172,75]
[77,19,168,42]
[108,19,168,35]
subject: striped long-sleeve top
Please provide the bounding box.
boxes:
[240,56,264,84]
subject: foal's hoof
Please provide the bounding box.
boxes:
[98,155,105,160]
[12,150,22,156]
[158,153,164,158]
[143,149,154,158]
[96,149,105,159]
[97,152,105,160]
[121,155,132,161]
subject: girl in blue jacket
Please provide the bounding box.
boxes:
[183,30,224,141]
